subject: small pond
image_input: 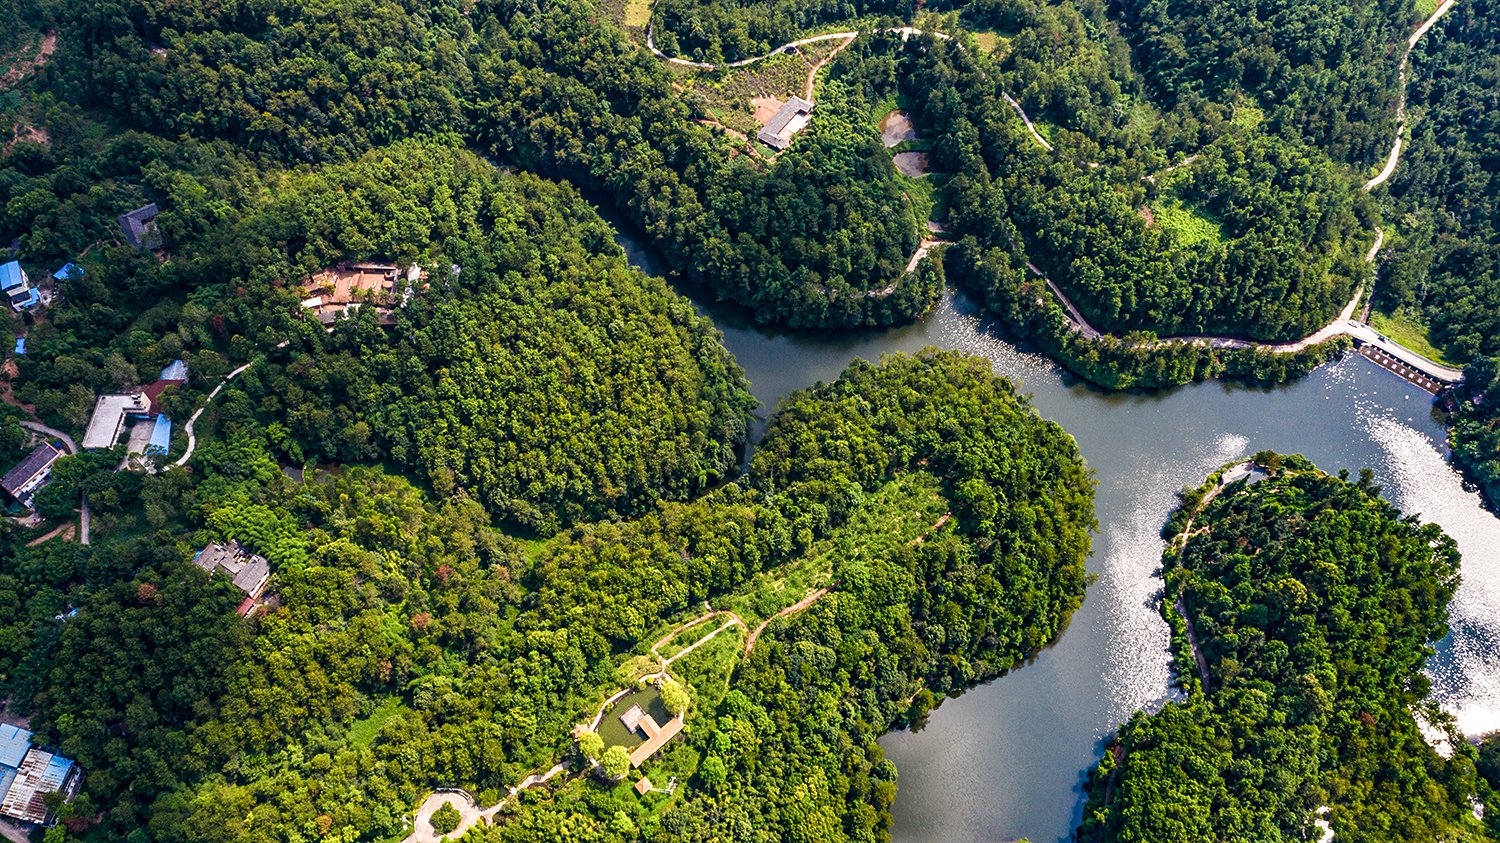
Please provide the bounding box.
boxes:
[880,110,918,147]
[893,151,931,177]
[597,686,669,750]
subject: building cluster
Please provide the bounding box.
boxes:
[80,359,187,464]
[193,539,272,616]
[300,262,423,326]
[0,724,79,828]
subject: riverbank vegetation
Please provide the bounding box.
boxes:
[1078,456,1491,842]
[2,350,1095,843]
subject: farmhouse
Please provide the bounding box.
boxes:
[758,96,814,151]
[1,442,65,506]
[118,203,163,250]
[0,724,80,828]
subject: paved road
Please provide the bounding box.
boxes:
[403,766,573,843]
[1346,321,1465,383]
[19,420,75,454]
[173,362,255,467]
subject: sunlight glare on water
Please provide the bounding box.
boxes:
[1366,413,1500,738]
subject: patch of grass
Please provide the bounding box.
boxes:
[623,0,652,28]
[348,697,405,749]
[721,472,950,629]
[1369,309,1462,367]
[889,138,936,154]
[1153,200,1225,248]
[670,624,743,711]
[1414,0,1437,20]
[972,31,1009,56]
[1232,101,1264,130]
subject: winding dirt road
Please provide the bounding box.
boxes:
[1366,0,1459,190]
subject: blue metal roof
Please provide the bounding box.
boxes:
[52,263,82,281]
[19,289,38,308]
[0,723,31,768]
[13,339,23,355]
[146,416,171,455]
[159,359,188,381]
[0,262,23,292]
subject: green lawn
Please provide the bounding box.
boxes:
[1153,201,1225,248]
[348,698,406,749]
[623,0,652,28]
[1369,309,1461,367]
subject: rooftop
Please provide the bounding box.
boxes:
[118,203,162,250]
[619,704,647,734]
[627,713,684,768]
[0,724,30,769]
[0,748,78,825]
[193,540,272,598]
[1,443,63,498]
[81,393,150,450]
[0,262,25,292]
[51,263,82,281]
[158,359,188,381]
[758,97,814,151]
[146,416,171,456]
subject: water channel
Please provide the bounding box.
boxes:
[597,197,1500,843]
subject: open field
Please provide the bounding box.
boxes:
[1369,309,1460,367]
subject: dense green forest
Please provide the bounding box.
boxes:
[2,350,1095,843]
[1079,456,1490,842]
[24,0,936,328]
[1375,2,1500,507]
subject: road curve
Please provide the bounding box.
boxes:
[19,420,76,454]
[1366,0,1459,190]
[173,362,255,467]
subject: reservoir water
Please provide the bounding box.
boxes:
[598,198,1500,843]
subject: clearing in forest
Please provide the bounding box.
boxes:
[687,40,843,138]
[1151,200,1224,248]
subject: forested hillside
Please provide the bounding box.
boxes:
[1079,457,1488,842]
[31,0,936,328]
[1377,2,1500,506]
[3,350,1095,843]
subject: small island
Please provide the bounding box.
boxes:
[1079,453,1489,841]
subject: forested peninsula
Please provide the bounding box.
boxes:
[1080,455,1490,842]
[5,348,1096,843]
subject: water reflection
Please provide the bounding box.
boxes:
[585,188,1500,842]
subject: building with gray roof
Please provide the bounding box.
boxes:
[0,442,64,506]
[118,203,163,250]
[757,97,815,151]
[193,540,272,603]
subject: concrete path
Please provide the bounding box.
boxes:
[402,764,573,843]
[1366,0,1459,190]
[1004,93,1053,152]
[19,420,76,454]
[173,362,254,467]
